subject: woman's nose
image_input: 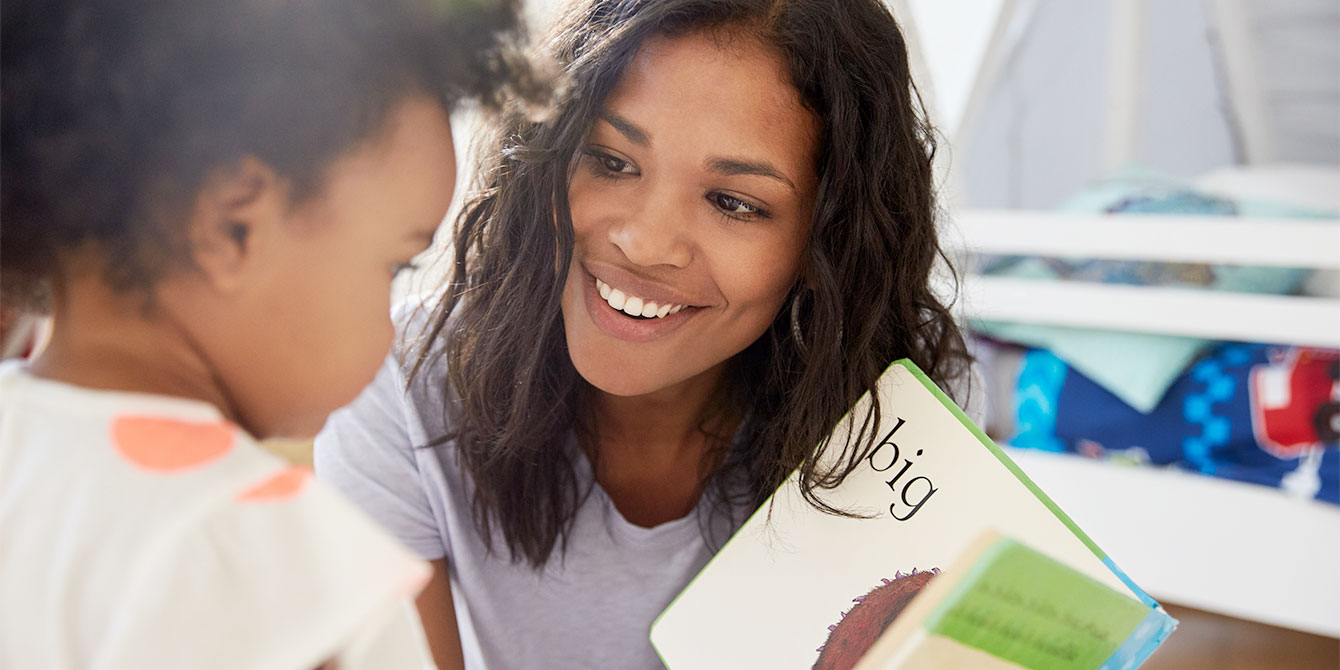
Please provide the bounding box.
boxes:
[607,187,694,269]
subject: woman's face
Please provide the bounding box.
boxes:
[561,30,819,398]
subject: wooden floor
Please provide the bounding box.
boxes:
[1144,603,1338,670]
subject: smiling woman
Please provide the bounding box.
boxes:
[314,1,972,668]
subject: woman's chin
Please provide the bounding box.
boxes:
[571,358,664,398]
[569,344,728,401]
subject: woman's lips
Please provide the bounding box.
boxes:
[582,267,697,343]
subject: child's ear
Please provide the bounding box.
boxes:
[187,157,289,293]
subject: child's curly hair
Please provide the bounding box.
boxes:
[1,0,548,309]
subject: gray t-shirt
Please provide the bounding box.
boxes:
[315,319,740,669]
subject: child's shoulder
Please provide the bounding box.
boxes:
[0,360,284,499]
[0,362,428,667]
[0,361,409,560]
[102,439,430,668]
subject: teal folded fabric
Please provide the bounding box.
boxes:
[974,320,1206,413]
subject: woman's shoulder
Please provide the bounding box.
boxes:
[387,288,457,411]
[390,288,448,363]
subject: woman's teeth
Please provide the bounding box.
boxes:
[595,278,685,319]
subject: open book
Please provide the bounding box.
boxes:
[650,360,1176,670]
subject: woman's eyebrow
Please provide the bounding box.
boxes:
[707,156,796,192]
[598,111,651,147]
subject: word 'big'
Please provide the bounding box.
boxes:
[866,417,937,521]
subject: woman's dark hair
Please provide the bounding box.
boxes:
[416,0,972,567]
[1,0,541,306]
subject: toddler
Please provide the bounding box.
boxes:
[0,0,540,667]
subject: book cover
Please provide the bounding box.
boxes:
[649,359,1176,670]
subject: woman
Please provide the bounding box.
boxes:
[316,0,972,667]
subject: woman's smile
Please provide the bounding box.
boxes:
[579,262,704,344]
[582,271,698,344]
[595,278,688,319]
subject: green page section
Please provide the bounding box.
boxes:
[924,538,1151,670]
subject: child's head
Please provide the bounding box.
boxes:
[2,0,535,436]
[431,0,970,564]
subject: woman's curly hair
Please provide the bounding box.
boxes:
[1,0,544,308]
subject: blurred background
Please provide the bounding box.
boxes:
[919,0,1337,208]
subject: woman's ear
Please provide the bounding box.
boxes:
[185,157,289,294]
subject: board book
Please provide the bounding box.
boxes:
[649,359,1176,670]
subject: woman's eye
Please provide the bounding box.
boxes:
[600,154,632,173]
[583,149,637,177]
[709,192,767,219]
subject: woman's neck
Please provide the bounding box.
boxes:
[582,363,738,527]
[588,363,734,457]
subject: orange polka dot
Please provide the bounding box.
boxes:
[112,416,235,472]
[237,466,311,503]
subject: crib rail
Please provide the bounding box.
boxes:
[949,209,1340,347]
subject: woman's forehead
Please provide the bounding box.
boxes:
[599,30,819,182]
